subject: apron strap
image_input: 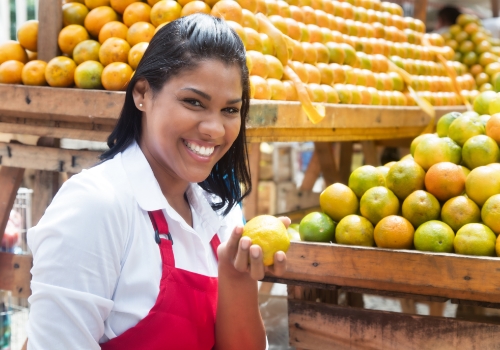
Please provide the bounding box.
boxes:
[210,235,221,261]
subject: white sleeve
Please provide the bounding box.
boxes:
[27,174,129,350]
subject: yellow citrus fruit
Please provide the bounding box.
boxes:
[128,42,148,70]
[384,161,397,168]
[335,214,374,247]
[73,40,101,65]
[181,1,212,16]
[62,2,90,26]
[413,136,462,171]
[244,27,263,52]
[466,165,500,206]
[441,196,481,232]
[402,190,441,228]
[283,80,298,101]
[386,160,425,200]
[425,162,466,202]
[462,135,500,169]
[264,54,283,80]
[414,220,455,253]
[123,2,152,26]
[246,50,268,78]
[21,60,47,86]
[99,37,130,66]
[101,62,133,90]
[98,21,128,44]
[409,133,437,156]
[150,0,182,27]
[377,165,390,179]
[473,90,496,115]
[454,223,496,256]
[0,41,28,64]
[26,50,37,61]
[249,75,271,99]
[211,0,243,24]
[486,114,500,146]
[225,21,247,47]
[17,20,38,52]
[58,24,89,55]
[287,224,301,241]
[374,215,414,249]
[236,0,257,12]
[320,183,359,222]
[109,0,136,14]
[299,212,336,243]
[85,0,110,9]
[0,60,24,84]
[84,6,119,38]
[482,194,500,235]
[436,111,462,137]
[127,22,155,46]
[74,60,104,89]
[267,78,286,100]
[348,165,386,198]
[243,215,290,266]
[448,115,485,147]
[45,56,77,87]
[242,9,258,29]
[360,186,400,225]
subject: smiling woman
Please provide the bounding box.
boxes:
[26,14,288,350]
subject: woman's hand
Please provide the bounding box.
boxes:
[217,216,290,281]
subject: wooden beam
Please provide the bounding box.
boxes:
[337,142,353,184]
[0,142,101,172]
[299,151,320,191]
[413,0,428,22]
[37,0,62,61]
[289,299,500,350]
[361,140,379,166]
[314,142,338,185]
[492,0,500,18]
[0,253,32,298]
[0,166,25,244]
[243,143,260,220]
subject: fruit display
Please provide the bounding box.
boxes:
[0,0,474,109]
[297,96,500,257]
[441,13,500,99]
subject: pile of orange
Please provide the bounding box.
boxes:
[300,108,500,257]
[0,0,475,103]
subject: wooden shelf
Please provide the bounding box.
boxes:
[0,84,465,143]
[267,241,500,304]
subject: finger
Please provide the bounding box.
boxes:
[267,251,287,277]
[278,216,291,228]
[233,236,251,273]
[249,245,265,280]
[225,226,244,259]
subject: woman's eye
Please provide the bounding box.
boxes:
[185,99,202,107]
[223,107,240,114]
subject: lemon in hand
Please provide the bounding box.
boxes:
[242,215,290,266]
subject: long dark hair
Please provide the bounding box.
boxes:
[100,14,251,216]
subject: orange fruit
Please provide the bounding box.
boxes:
[17,20,38,52]
[413,137,462,171]
[289,61,308,83]
[302,42,317,64]
[181,1,211,16]
[335,215,375,247]
[374,215,414,249]
[127,22,155,46]
[425,162,467,202]
[242,9,258,30]
[414,220,455,253]
[73,40,101,65]
[226,21,247,47]
[244,28,263,52]
[255,0,268,15]
[316,62,333,85]
[62,2,90,26]
[99,37,131,66]
[304,63,320,84]
[360,187,399,225]
[110,0,136,14]
[0,41,28,64]
[441,196,481,232]
[264,55,283,80]
[150,0,182,26]
[0,60,24,84]
[466,166,500,207]
[265,0,280,15]
[98,21,128,44]
[267,78,286,100]
[482,194,500,235]
[402,190,441,228]
[21,60,47,86]
[386,160,425,200]
[486,114,500,146]
[285,17,301,41]
[101,62,133,90]
[58,24,90,55]
[236,0,257,12]
[462,135,500,169]
[123,2,152,26]
[128,42,148,70]
[45,56,77,87]
[249,75,271,99]
[283,80,298,101]
[268,15,288,35]
[348,165,386,198]
[320,183,359,222]
[454,223,496,256]
[75,60,104,89]
[84,6,119,38]
[26,49,37,61]
[211,0,243,24]
[246,50,268,78]
[85,0,110,9]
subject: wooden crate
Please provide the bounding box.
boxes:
[265,242,500,349]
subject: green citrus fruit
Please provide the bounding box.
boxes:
[360,186,400,225]
[462,135,500,169]
[441,196,481,232]
[386,160,425,200]
[299,212,336,242]
[454,223,496,256]
[414,220,455,253]
[410,133,437,156]
[402,190,441,228]
[437,112,462,137]
[348,165,386,198]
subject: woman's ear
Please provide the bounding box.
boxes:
[132,79,150,111]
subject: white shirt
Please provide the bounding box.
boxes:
[26,142,244,350]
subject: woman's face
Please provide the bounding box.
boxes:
[137,60,243,184]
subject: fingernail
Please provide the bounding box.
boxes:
[251,247,260,259]
[241,239,250,250]
[276,253,284,262]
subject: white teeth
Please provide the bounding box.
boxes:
[184,141,215,157]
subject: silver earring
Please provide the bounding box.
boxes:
[139,103,143,107]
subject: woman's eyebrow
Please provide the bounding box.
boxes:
[227,98,242,104]
[181,87,211,100]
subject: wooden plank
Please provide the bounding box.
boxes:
[266,242,500,303]
[361,141,379,166]
[0,253,32,298]
[299,151,320,191]
[338,142,354,184]
[0,142,101,172]
[0,167,25,244]
[413,0,428,22]
[37,0,62,61]
[314,142,338,185]
[288,299,500,350]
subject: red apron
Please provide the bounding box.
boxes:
[101,210,221,350]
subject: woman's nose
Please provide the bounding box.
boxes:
[199,113,225,139]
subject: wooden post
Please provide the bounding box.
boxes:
[361,141,379,166]
[0,167,25,243]
[299,151,320,191]
[337,142,353,184]
[243,143,260,220]
[37,0,62,61]
[413,0,428,22]
[314,142,338,186]
[492,0,500,18]
[0,1,10,44]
